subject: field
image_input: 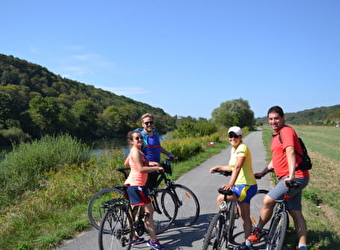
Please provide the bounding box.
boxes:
[262,125,340,250]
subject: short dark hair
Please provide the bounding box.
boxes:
[267,106,284,117]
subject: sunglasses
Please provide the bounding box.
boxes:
[132,136,143,141]
[144,121,154,126]
[228,134,240,139]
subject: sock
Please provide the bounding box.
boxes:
[298,243,308,249]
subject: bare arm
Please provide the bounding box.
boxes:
[254,160,274,179]
[130,148,163,173]
[285,146,296,181]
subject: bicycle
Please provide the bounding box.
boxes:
[265,181,299,250]
[202,170,269,250]
[88,158,200,233]
[98,184,156,250]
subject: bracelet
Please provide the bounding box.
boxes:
[167,152,172,156]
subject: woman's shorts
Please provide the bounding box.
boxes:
[268,177,309,211]
[233,184,258,204]
[126,186,151,206]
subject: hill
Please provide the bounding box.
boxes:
[256,105,340,126]
[0,53,176,145]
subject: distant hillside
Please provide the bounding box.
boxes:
[256,105,340,126]
[0,53,176,145]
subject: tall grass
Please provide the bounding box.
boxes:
[0,134,91,210]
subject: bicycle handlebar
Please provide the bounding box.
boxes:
[212,170,232,177]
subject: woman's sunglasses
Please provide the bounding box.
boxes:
[228,134,240,139]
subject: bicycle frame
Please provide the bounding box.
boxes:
[266,181,299,250]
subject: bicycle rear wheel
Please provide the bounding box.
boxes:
[88,188,126,230]
[266,211,288,250]
[169,184,200,226]
[153,188,178,234]
[98,204,133,250]
[202,213,228,250]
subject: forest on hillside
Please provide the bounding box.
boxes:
[0,54,176,146]
[255,105,340,126]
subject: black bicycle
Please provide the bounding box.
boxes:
[265,181,299,250]
[88,158,200,233]
[98,184,156,250]
[202,170,269,250]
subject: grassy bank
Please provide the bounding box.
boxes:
[262,125,340,250]
[0,134,228,250]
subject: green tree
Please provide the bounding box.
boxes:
[0,92,13,128]
[211,98,255,128]
[71,100,98,138]
[28,96,61,135]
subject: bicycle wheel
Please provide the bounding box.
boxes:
[202,213,228,250]
[152,188,178,234]
[88,188,126,230]
[169,184,200,226]
[250,189,269,229]
[227,201,237,241]
[98,204,133,250]
[266,211,289,250]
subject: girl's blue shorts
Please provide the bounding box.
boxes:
[126,186,151,206]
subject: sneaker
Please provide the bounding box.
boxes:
[246,227,263,244]
[147,239,165,250]
[234,242,252,250]
[131,237,145,245]
[296,246,308,250]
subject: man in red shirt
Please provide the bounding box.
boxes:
[239,106,309,250]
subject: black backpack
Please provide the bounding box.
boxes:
[277,133,312,171]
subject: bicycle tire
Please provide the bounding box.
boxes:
[88,187,126,230]
[202,213,228,250]
[266,211,289,250]
[153,188,178,234]
[98,203,133,250]
[168,184,200,226]
[227,201,237,241]
[250,189,269,229]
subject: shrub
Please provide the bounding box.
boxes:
[0,134,90,210]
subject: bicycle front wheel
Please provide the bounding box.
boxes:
[250,189,269,229]
[153,188,178,234]
[98,204,133,250]
[169,184,200,226]
[88,188,126,230]
[266,211,288,250]
[227,201,237,241]
[202,213,227,250]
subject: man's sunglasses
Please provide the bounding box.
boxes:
[144,121,154,126]
[228,134,240,139]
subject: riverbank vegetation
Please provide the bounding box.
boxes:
[0,131,226,250]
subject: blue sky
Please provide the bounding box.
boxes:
[1,1,339,119]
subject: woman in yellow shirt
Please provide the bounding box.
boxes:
[210,126,257,248]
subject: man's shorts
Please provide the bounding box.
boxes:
[126,186,151,206]
[232,184,258,204]
[268,177,309,211]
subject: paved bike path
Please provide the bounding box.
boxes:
[57,129,270,250]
